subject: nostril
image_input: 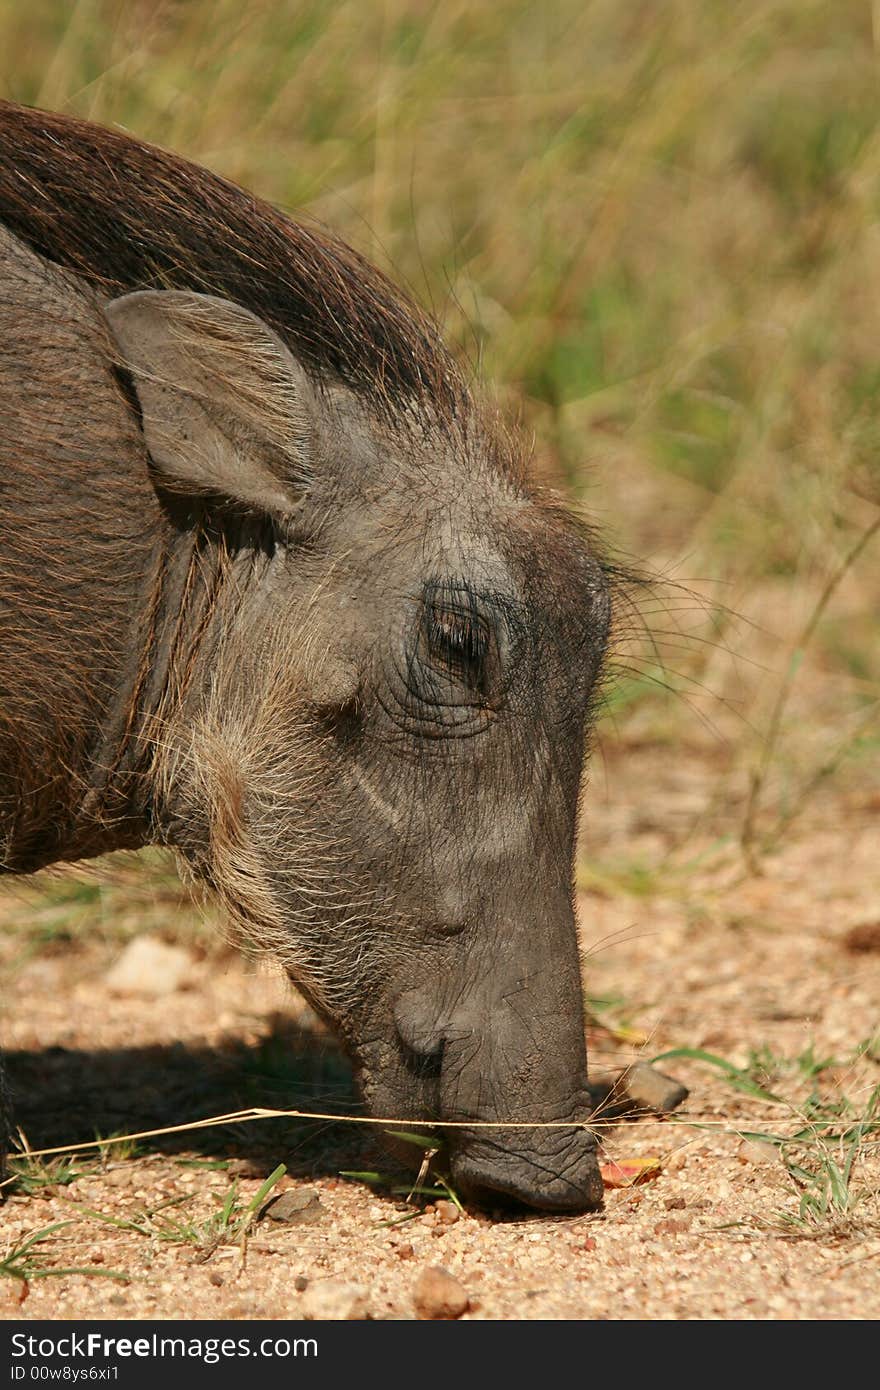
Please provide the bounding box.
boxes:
[393,988,447,1058]
[399,1036,444,1083]
[452,1160,603,1214]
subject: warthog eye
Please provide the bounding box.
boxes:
[386,579,508,735]
[425,604,490,688]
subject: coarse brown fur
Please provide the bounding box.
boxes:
[0,100,469,426]
[0,223,163,867]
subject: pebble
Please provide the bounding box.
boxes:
[105,937,195,997]
[300,1280,369,1320]
[227,1159,269,1179]
[263,1188,324,1225]
[843,921,880,954]
[0,1278,28,1308]
[622,1062,689,1114]
[435,1200,460,1225]
[103,1168,135,1188]
[413,1266,470,1320]
[737,1138,779,1166]
[654,1218,689,1236]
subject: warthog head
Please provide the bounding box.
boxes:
[105,289,611,1210]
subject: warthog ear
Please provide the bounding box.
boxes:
[103,290,313,517]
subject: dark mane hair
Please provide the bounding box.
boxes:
[0,100,468,425]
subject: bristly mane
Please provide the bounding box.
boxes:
[0,101,469,425]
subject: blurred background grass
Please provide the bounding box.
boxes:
[1,0,878,927]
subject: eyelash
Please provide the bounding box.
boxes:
[425,605,490,684]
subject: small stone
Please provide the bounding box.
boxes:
[1,1278,28,1307]
[582,1236,597,1253]
[395,1243,414,1260]
[737,1138,779,1166]
[226,1158,267,1179]
[843,921,880,954]
[294,1275,309,1292]
[105,937,194,997]
[209,1272,224,1288]
[104,1167,134,1188]
[435,1200,460,1225]
[300,1280,369,1320]
[664,1196,687,1210]
[622,1062,689,1114]
[413,1266,470,1320]
[263,1188,324,1225]
[654,1218,689,1235]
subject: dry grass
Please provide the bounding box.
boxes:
[0,4,876,940]
[2,0,876,847]
[0,1,879,1300]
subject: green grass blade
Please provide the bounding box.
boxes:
[246,1163,287,1215]
[652,1047,785,1103]
[382,1130,439,1149]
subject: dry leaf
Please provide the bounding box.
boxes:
[600,1156,662,1189]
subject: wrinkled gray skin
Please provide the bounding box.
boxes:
[0,228,610,1210]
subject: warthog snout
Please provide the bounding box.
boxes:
[446,1125,603,1213]
[387,942,604,1212]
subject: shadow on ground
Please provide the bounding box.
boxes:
[4,1013,380,1180]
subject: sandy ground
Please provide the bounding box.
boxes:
[1,742,878,1321]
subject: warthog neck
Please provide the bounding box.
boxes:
[0,452,241,874]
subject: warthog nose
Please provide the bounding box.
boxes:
[454,1167,603,1214]
[449,1130,605,1213]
